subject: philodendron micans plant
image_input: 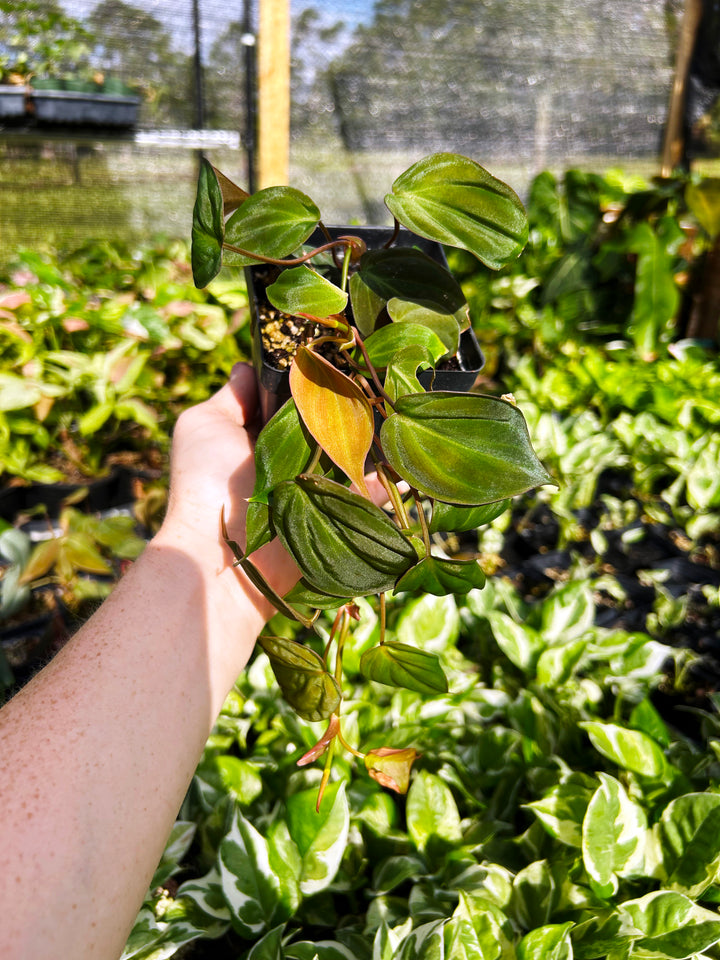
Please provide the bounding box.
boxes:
[192,152,554,805]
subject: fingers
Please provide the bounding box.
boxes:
[208,363,259,428]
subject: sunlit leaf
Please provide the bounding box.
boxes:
[286,781,350,895]
[358,247,467,317]
[271,475,416,597]
[247,398,313,554]
[365,747,419,794]
[380,392,553,504]
[429,498,511,534]
[660,793,720,898]
[517,922,573,960]
[217,809,284,938]
[267,266,348,317]
[618,890,720,958]
[387,298,464,352]
[191,157,224,288]
[349,270,386,336]
[360,641,448,694]
[224,186,320,265]
[258,634,341,722]
[580,721,669,779]
[289,346,373,495]
[394,555,485,595]
[686,177,720,238]
[385,153,528,269]
[582,773,647,898]
[362,322,447,370]
[406,770,462,852]
[384,345,434,402]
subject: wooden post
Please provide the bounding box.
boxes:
[257,0,290,188]
[660,0,703,177]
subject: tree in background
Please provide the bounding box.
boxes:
[312,0,674,160]
[0,0,92,82]
[87,0,193,127]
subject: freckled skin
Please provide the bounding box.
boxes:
[0,364,390,960]
[0,366,295,960]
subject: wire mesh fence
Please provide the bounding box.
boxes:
[1,0,716,254]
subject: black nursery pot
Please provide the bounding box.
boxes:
[245,225,485,424]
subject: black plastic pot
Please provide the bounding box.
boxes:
[30,88,140,126]
[0,466,137,522]
[245,225,485,423]
[0,84,27,119]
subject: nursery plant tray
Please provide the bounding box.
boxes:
[0,84,27,119]
[246,225,485,423]
[30,89,140,127]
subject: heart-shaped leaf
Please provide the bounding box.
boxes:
[246,399,314,554]
[224,186,321,265]
[362,322,448,370]
[394,555,486,595]
[429,499,511,534]
[358,247,467,318]
[387,298,465,350]
[284,579,351,609]
[271,475,417,597]
[290,346,373,495]
[247,406,314,551]
[380,392,553,504]
[364,747,418,794]
[267,266,348,318]
[384,345,434,403]
[385,152,528,270]
[349,270,387,336]
[191,157,224,288]
[360,641,448,694]
[258,635,341,721]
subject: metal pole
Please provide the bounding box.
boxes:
[191,0,205,130]
[242,0,257,192]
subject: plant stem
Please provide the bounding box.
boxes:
[416,496,432,554]
[352,329,395,409]
[340,244,352,292]
[222,238,352,267]
[336,723,365,760]
[383,218,401,249]
[375,462,411,530]
[379,592,386,645]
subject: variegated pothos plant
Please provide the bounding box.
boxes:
[192,153,554,806]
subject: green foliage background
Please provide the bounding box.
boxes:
[2,166,720,958]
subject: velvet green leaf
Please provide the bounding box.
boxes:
[387,298,465,352]
[394,555,485,595]
[266,265,348,317]
[290,345,373,495]
[349,270,387,337]
[247,398,313,554]
[429,498,511,534]
[380,392,553,504]
[284,579,351,609]
[360,641,448,695]
[385,152,528,270]
[191,157,224,288]
[358,247,467,317]
[224,186,320,266]
[271,475,417,597]
[258,635,341,722]
[362,322,448,370]
[384,345,434,403]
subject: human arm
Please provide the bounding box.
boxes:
[0,364,298,960]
